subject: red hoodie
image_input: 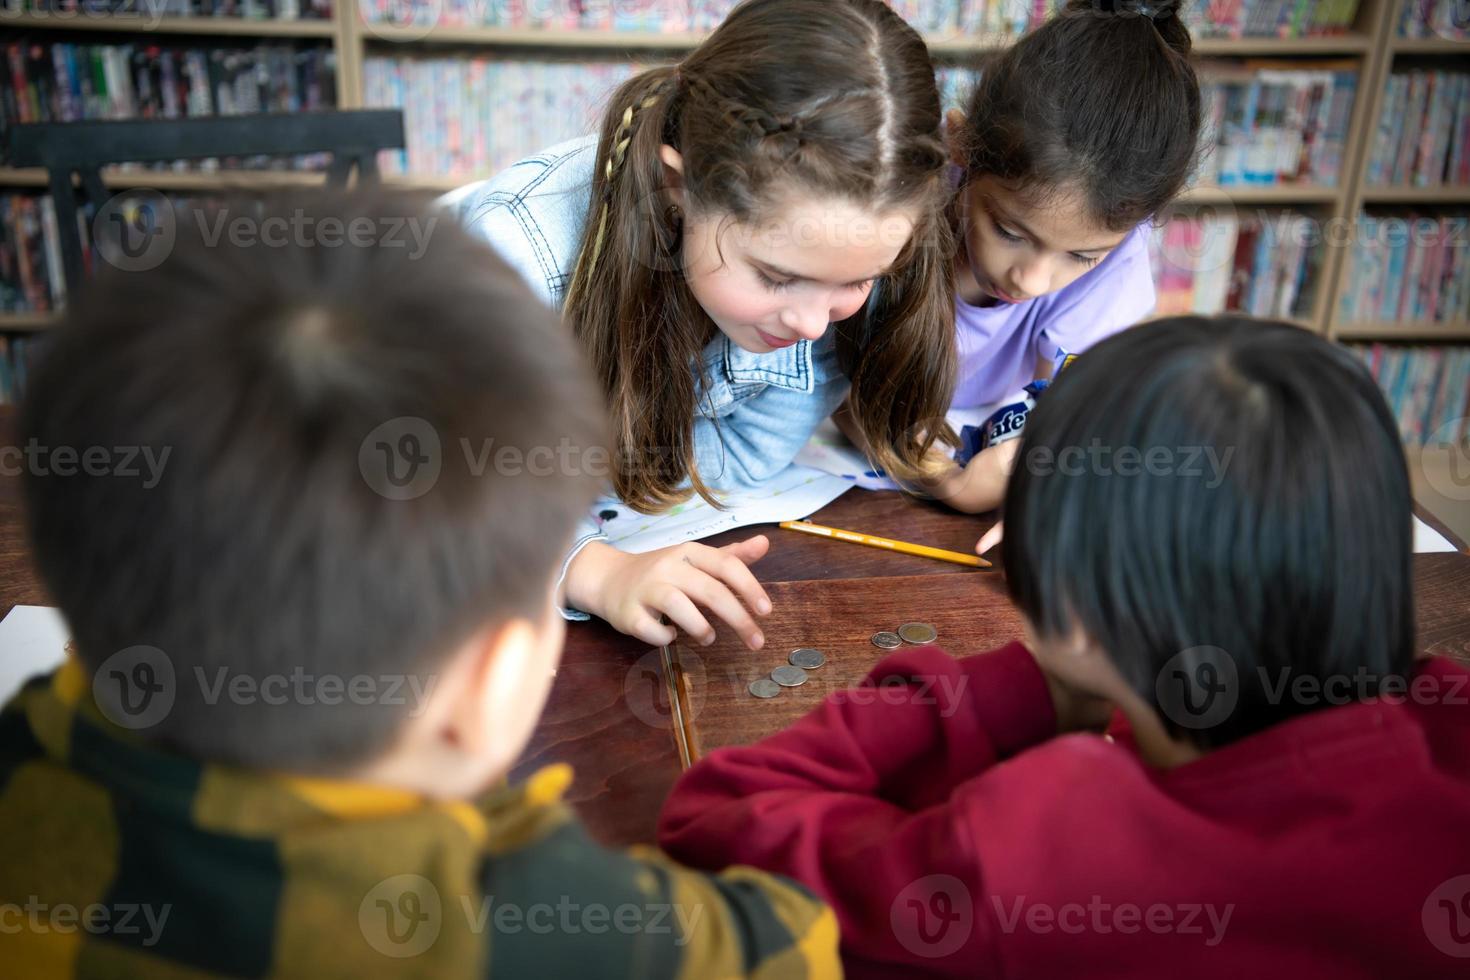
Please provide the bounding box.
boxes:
[657,642,1470,978]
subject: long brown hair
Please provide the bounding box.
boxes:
[564,0,957,512]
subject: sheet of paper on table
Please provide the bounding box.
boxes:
[1415,516,1460,553]
[794,412,992,491]
[0,604,68,704]
[593,463,855,554]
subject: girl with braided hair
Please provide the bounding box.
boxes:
[457,0,957,651]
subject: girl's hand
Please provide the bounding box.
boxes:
[927,439,1021,514]
[563,536,772,650]
[976,520,1004,556]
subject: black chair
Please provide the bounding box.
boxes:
[3,109,406,299]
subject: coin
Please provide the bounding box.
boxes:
[771,665,808,688]
[789,648,826,670]
[898,623,938,644]
[749,678,782,699]
[871,631,902,649]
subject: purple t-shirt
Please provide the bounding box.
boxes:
[952,223,1157,409]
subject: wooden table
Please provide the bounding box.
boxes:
[3,471,1468,848]
[507,491,1470,847]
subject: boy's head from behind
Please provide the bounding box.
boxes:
[1003,315,1415,752]
[22,192,604,793]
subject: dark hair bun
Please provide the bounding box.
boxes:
[1063,0,1193,57]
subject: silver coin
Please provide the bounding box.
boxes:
[770,665,809,687]
[898,623,938,644]
[789,648,826,670]
[871,631,903,649]
[749,678,782,699]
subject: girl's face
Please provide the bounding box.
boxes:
[955,176,1127,307]
[679,191,917,354]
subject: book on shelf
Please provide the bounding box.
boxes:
[0,336,40,407]
[363,55,981,182]
[354,0,1363,38]
[0,38,337,173]
[1196,59,1357,187]
[1367,69,1470,188]
[1184,0,1362,39]
[1396,0,1470,41]
[354,0,1005,34]
[0,192,74,315]
[0,192,249,317]
[1349,344,1470,447]
[363,56,638,178]
[1338,212,1470,324]
[1149,208,1320,320]
[11,0,333,19]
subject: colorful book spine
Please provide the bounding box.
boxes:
[1148,207,1318,320]
[1197,63,1357,188]
[1369,70,1470,189]
[0,38,336,173]
[364,55,982,180]
[1398,0,1470,41]
[1351,344,1470,447]
[1339,212,1470,326]
[347,0,1362,38]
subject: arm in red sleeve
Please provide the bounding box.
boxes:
[657,642,1057,976]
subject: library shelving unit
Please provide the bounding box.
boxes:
[0,0,1464,337]
[1330,0,1470,343]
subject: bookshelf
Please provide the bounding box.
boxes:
[1,0,1466,340]
[1336,320,1470,340]
[1329,0,1470,342]
[0,11,337,37]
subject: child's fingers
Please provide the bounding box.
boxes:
[977,521,1004,555]
[678,567,766,650]
[704,539,773,616]
[722,534,770,564]
[649,586,718,647]
[627,613,678,648]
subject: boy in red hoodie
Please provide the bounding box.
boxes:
[658,314,1470,978]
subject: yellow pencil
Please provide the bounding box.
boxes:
[779,520,991,568]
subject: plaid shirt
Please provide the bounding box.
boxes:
[1,660,840,978]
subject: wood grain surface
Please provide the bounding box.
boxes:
[3,452,1467,847]
[666,571,1025,762]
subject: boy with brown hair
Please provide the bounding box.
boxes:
[1,193,836,978]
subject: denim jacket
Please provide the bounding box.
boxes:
[447,137,851,618]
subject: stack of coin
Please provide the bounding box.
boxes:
[747,627,936,700]
[748,648,828,699]
[872,622,938,647]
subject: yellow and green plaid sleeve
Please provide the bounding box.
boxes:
[2,665,842,980]
[472,819,840,979]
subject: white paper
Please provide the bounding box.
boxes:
[595,464,854,553]
[0,605,70,704]
[1414,516,1459,554]
[795,410,994,491]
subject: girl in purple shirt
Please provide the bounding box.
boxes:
[925,0,1204,517]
